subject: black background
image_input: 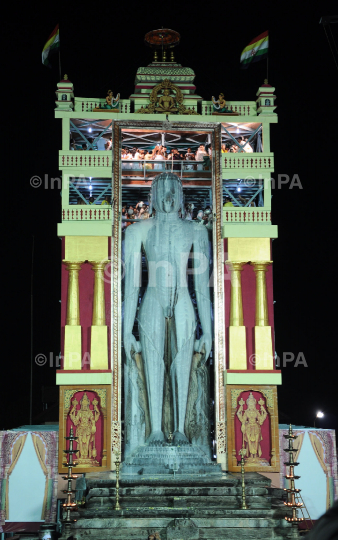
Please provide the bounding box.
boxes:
[2,1,337,435]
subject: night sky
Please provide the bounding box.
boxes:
[2,2,337,435]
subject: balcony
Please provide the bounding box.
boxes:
[222,153,274,172]
[60,151,111,168]
[201,101,257,116]
[74,97,131,113]
[62,207,111,221]
[223,208,271,224]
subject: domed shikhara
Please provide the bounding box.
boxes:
[144,29,180,50]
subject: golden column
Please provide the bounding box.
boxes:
[252,261,273,370]
[64,261,84,370]
[226,261,247,370]
[89,260,109,369]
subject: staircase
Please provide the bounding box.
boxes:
[70,472,298,539]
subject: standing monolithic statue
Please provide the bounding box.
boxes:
[123,173,212,447]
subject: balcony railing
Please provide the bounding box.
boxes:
[59,152,274,174]
[62,207,111,221]
[223,208,271,223]
[121,159,211,181]
[60,151,111,168]
[223,154,274,170]
[74,97,131,113]
[201,101,257,116]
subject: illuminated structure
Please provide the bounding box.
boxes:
[55,33,283,539]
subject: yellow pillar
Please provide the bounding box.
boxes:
[226,261,247,370]
[252,261,273,370]
[90,260,109,369]
[64,261,83,370]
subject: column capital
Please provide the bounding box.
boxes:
[89,260,110,271]
[225,261,246,272]
[63,260,84,271]
[251,261,273,272]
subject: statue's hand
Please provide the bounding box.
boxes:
[124,333,141,362]
[194,333,212,360]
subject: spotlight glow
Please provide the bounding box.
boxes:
[316,411,324,418]
[88,127,92,133]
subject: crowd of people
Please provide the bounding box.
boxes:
[120,144,212,171]
[121,201,213,230]
[71,137,255,154]
[221,137,254,153]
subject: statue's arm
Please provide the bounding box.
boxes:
[258,407,267,425]
[193,225,212,359]
[70,408,78,425]
[123,224,142,361]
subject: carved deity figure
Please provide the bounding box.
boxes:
[155,89,178,113]
[212,93,232,113]
[103,89,120,109]
[69,393,100,464]
[124,173,212,446]
[236,392,267,461]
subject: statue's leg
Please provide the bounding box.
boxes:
[138,293,165,442]
[171,294,196,444]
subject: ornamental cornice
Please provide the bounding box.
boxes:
[136,66,195,76]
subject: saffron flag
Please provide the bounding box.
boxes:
[240,31,268,69]
[42,24,60,67]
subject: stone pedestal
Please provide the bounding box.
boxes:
[122,444,222,476]
[68,472,297,539]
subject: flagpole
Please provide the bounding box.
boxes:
[267,56,269,82]
[58,38,62,81]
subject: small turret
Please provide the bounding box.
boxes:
[55,74,74,111]
[256,80,276,115]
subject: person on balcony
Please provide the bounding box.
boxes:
[144,149,153,169]
[195,145,208,171]
[101,195,111,205]
[172,148,181,171]
[153,147,165,171]
[184,148,195,171]
[223,197,234,207]
[238,194,255,207]
[242,138,253,153]
[97,137,106,151]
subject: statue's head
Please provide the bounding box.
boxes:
[80,392,90,411]
[163,89,170,96]
[151,173,183,215]
[246,392,257,410]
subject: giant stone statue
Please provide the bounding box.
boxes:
[123,172,212,459]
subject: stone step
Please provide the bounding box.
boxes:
[85,495,271,511]
[73,528,286,540]
[73,516,293,539]
[85,471,269,489]
[87,485,269,497]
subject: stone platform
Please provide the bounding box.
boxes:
[69,471,298,540]
[122,444,222,476]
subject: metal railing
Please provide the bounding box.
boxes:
[121,159,211,180]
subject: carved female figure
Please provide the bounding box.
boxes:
[212,93,232,113]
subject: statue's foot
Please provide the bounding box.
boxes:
[146,431,165,446]
[172,431,190,446]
